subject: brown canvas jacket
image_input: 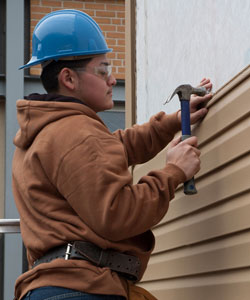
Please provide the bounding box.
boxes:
[12,97,186,299]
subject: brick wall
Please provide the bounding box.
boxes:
[29,0,125,80]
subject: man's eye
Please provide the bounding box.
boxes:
[98,70,107,76]
[97,69,108,77]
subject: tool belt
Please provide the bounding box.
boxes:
[33,241,141,281]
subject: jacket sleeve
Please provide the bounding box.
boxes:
[56,134,186,242]
[113,111,181,166]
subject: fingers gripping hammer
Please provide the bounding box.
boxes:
[167,84,207,195]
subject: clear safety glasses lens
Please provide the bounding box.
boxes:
[74,65,112,81]
[93,65,112,80]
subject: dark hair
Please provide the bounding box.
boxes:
[40,58,92,93]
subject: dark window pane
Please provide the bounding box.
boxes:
[98,111,125,132]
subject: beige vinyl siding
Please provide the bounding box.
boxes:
[0,98,5,218]
[133,66,250,299]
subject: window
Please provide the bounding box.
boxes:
[98,108,125,132]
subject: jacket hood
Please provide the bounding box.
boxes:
[14,94,99,149]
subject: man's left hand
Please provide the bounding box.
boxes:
[177,78,213,124]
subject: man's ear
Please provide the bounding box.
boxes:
[58,68,78,91]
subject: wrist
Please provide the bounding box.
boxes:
[177,109,181,124]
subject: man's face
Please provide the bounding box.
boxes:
[74,54,117,112]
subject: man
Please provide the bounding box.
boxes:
[13,9,212,300]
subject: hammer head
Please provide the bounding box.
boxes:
[166,84,207,103]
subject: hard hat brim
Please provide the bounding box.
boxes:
[19,48,112,70]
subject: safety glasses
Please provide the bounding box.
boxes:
[74,64,112,81]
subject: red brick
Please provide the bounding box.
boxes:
[89,0,122,3]
[111,45,125,52]
[94,17,111,24]
[99,24,116,32]
[113,71,124,80]
[85,3,105,10]
[113,60,121,66]
[31,12,47,20]
[106,32,124,39]
[106,4,125,11]
[83,9,95,17]
[117,25,125,32]
[30,67,42,76]
[112,19,121,25]
[116,12,125,18]
[96,11,115,18]
[118,67,125,73]
[118,74,125,80]
[117,53,125,60]
[106,39,117,46]
[107,52,116,59]
[117,39,125,46]
[63,1,83,9]
[31,0,41,5]
[41,0,62,7]
[31,6,52,13]
[31,20,39,27]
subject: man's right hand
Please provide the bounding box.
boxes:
[166,136,201,180]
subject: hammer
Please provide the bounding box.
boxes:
[167,84,207,195]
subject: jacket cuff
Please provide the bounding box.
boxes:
[153,111,181,138]
[162,163,187,187]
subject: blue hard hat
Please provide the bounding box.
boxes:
[19,9,112,69]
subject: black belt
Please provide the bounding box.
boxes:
[33,241,141,281]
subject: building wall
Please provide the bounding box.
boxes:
[135,0,250,123]
[29,0,125,79]
[133,66,250,300]
[130,2,250,296]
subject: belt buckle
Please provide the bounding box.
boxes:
[65,243,73,260]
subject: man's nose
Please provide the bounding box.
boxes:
[107,74,117,86]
